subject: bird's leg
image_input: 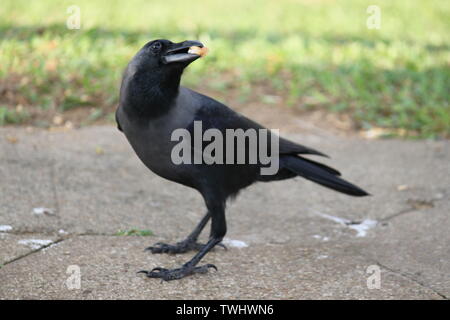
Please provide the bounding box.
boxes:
[146,212,225,254]
[139,200,226,280]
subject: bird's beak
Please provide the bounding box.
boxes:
[161,40,207,65]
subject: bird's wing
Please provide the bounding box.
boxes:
[188,94,328,158]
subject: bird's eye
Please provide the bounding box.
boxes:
[150,42,162,55]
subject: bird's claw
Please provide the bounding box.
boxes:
[217,242,228,250]
[138,264,217,281]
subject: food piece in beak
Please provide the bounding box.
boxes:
[188,46,208,57]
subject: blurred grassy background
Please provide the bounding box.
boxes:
[0,0,449,138]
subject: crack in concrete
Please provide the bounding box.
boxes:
[378,207,418,223]
[75,232,120,236]
[374,260,449,300]
[2,237,65,266]
[1,231,129,267]
[379,191,449,223]
[1,230,153,269]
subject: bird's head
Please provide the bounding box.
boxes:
[130,39,207,74]
[120,39,208,113]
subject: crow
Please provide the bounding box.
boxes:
[115,39,369,281]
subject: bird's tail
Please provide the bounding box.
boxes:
[282,156,369,197]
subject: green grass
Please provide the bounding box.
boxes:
[0,106,30,125]
[114,229,153,236]
[0,0,449,137]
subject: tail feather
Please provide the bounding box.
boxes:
[298,156,341,176]
[282,156,369,197]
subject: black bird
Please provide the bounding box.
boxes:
[116,39,369,281]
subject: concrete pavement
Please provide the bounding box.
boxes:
[0,126,448,299]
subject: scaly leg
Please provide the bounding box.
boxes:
[146,212,226,254]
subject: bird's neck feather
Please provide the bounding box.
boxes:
[122,69,182,118]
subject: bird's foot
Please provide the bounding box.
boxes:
[145,238,226,254]
[138,264,217,281]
